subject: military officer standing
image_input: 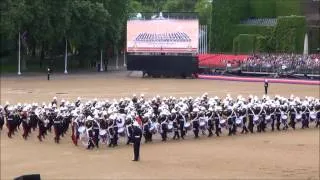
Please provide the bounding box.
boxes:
[132,121,142,161]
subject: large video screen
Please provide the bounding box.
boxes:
[127,19,199,53]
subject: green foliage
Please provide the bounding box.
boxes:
[273,16,306,53]
[194,0,212,25]
[255,35,267,52]
[249,0,275,18]
[275,0,302,16]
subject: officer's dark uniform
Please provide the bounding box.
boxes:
[289,107,296,129]
[47,68,51,80]
[132,124,142,161]
[264,80,269,94]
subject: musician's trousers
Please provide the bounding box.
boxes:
[193,128,199,138]
[173,130,180,139]
[133,139,141,161]
[161,131,167,141]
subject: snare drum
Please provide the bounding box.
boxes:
[219,119,226,128]
[167,122,173,133]
[236,118,242,127]
[310,111,316,121]
[78,126,86,134]
[99,129,107,136]
[118,127,126,137]
[265,115,272,124]
[281,115,287,124]
[149,124,157,134]
[200,121,206,127]
[253,115,260,125]
[296,114,302,122]
[184,122,191,130]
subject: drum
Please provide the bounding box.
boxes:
[184,122,192,131]
[149,124,157,134]
[310,111,316,121]
[167,122,173,133]
[265,115,272,124]
[99,129,108,144]
[253,115,260,125]
[235,118,242,127]
[118,127,126,137]
[296,114,302,122]
[200,121,206,127]
[281,115,287,124]
[79,132,89,147]
[219,119,226,128]
[78,126,86,134]
[99,129,107,136]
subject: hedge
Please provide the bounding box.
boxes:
[249,0,276,18]
[210,0,304,53]
[273,16,306,53]
[275,0,302,16]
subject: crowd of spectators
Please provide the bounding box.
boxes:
[241,54,320,75]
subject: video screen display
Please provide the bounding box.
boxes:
[127,19,199,53]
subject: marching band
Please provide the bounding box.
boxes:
[0,93,319,150]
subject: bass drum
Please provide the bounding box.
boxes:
[78,126,86,134]
[118,127,126,137]
[79,131,89,147]
[253,115,260,125]
[265,115,272,124]
[219,119,226,128]
[149,123,158,134]
[167,121,173,133]
[310,111,316,121]
[235,118,242,127]
[99,129,108,144]
[184,122,192,131]
[281,115,288,124]
[295,114,302,122]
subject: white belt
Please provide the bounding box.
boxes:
[134,136,140,138]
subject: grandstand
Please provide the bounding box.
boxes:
[240,18,277,26]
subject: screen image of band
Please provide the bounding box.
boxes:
[127,19,199,53]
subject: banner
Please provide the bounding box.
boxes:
[127,19,199,53]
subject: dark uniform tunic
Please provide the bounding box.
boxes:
[132,125,142,161]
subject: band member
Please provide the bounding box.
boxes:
[207,107,214,137]
[0,107,4,130]
[6,108,15,138]
[108,119,115,147]
[264,79,269,95]
[143,117,152,143]
[21,108,30,140]
[214,110,221,137]
[37,113,46,141]
[113,117,119,146]
[301,105,310,129]
[171,110,180,140]
[275,105,282,131]
[53,113,62,143]
[225,107,234,136]
[178,111,186,139]
[191,109,199,138]
[86,121,95,150]
[93,119,100,148]
[248,106,254,133]
[160,114,168,141]
[240,107,249,134]
[132,121,142,161]
[126,121,134,145]
[289,105,296,129]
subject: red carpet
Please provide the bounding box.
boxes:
[198,75,320,85]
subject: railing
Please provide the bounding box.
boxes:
[240,63,320,75]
